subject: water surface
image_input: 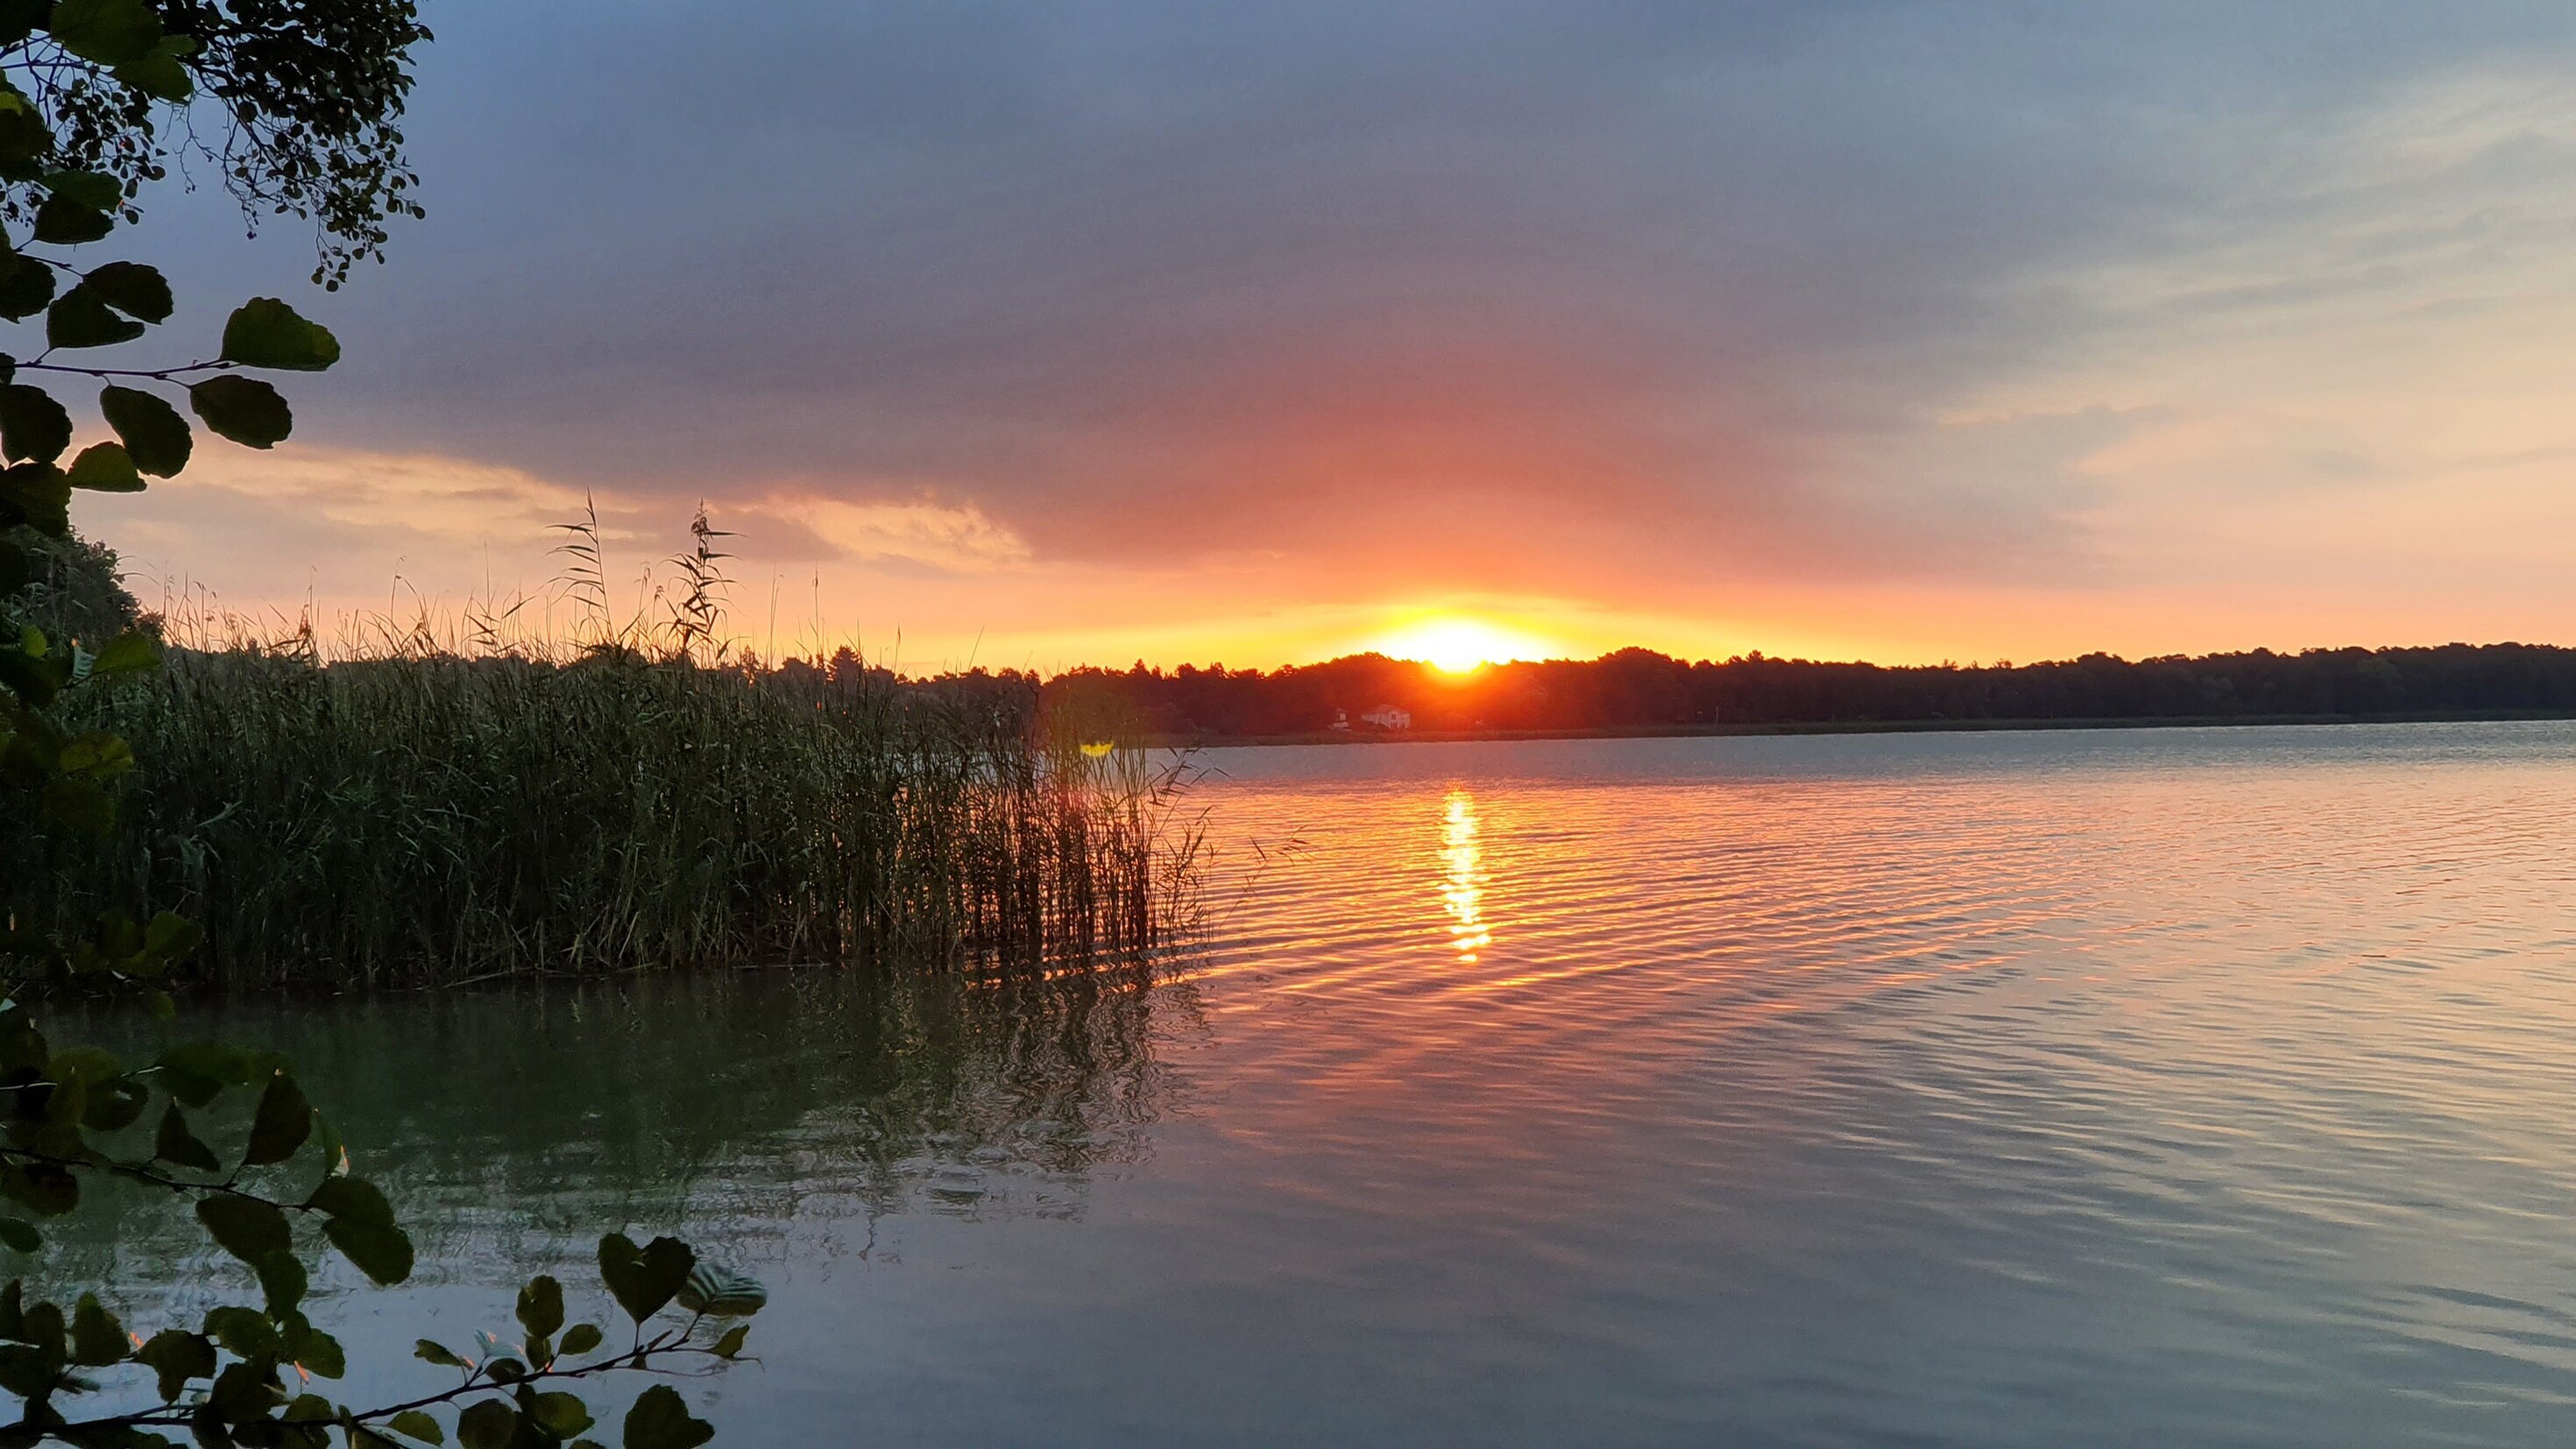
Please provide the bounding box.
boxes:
[66,724,2576,1445]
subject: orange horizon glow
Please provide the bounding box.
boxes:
[100,452,2576,680]
[1371,616,1565,675]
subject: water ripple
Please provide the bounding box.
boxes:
[1158,724,2576,1444]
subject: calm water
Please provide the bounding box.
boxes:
[69,724,2576,1445]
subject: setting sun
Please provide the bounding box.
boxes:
[1376,617,1559,674]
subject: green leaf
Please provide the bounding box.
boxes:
[154,1039,252,1106]
[528,1392,592,1439]
[209,1368,288,1420]
[284,1318,343,1378]
[208,1357,283,1419]
[597,1233,695,1325]
[99,384,189,474]
[323,1217,413,1285]
[81,260,170,322]
[515,1275,563,1339]
[0,253,53,320]
[112,50,190,101]
[556,1323,602,1357]
[0,1218,35,1253]
[243,1071,313,1164]
[284,1392,334,1424]
[47,284,144,349]
[195,1194,291,1265]
[46,1043,117,1080]
[63,440,143,491]
[154,1103,222,1170]
[0,637,72,704]
[140,910,195,967]
[1,1162,76,1216]
[16,1297,62,1357]
[307,1175,393,1228]
[620,1384,712,1449]
[39,170,120,211]
[48,0,162,66]
[219,298,339,371]
[676,1264,765,1317]
[308,1111,346,1197]
[69,1292,125,1364]
[89,628,159,675]
[254,1248,306,1314]
[40,773,113,831]
[0,384,71,463]
[188,374,292,448]
[133,1329,214,1402]
[0,89,50,180]
[454,1400,516,1449]
[81,1075,149,1130]
[414,1339,463,1368]
[54,731,133,777]
[0,458,69,535]
[202,1304,280,1361]
[35,1076,86,1134]
[30,195,111,244]
[386,1410,444,1445]
[710,1324,748,1360]
[0,1009,47,1071]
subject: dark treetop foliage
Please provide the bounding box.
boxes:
[0,4,762,1446]
[1052,642,2576,739]
[2,0,428,286]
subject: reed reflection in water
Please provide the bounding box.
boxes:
[37,965,1195,1311]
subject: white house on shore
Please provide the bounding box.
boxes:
[1360,704,1412,731]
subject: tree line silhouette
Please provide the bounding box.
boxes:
[1010,643,2576,739]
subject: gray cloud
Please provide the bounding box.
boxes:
[135,0,2576,603]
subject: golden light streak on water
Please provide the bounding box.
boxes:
[1438,789,1492,963]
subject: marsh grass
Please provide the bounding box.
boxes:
[11,512,1201,990]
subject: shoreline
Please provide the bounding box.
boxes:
[1145,708,2576,749]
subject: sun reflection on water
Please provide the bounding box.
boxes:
[1439,789,1493,963]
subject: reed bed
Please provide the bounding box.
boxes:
[10,502,1200,992]
[12,644,1198,990]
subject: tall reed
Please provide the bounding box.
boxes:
[11,512,1200,989]
[16,647,1195,989]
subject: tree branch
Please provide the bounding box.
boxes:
[32,1328,736,1438]
[0,1145,297,1209]
[13,359,235,381]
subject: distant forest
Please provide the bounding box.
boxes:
[980,644,2576,739]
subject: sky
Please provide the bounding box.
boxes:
[72,1,2576,671]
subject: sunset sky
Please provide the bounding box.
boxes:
[84,1,2576,672]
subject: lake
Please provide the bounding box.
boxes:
[72,723,2576,1445]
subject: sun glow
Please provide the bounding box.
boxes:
[1376,617,1556,674]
